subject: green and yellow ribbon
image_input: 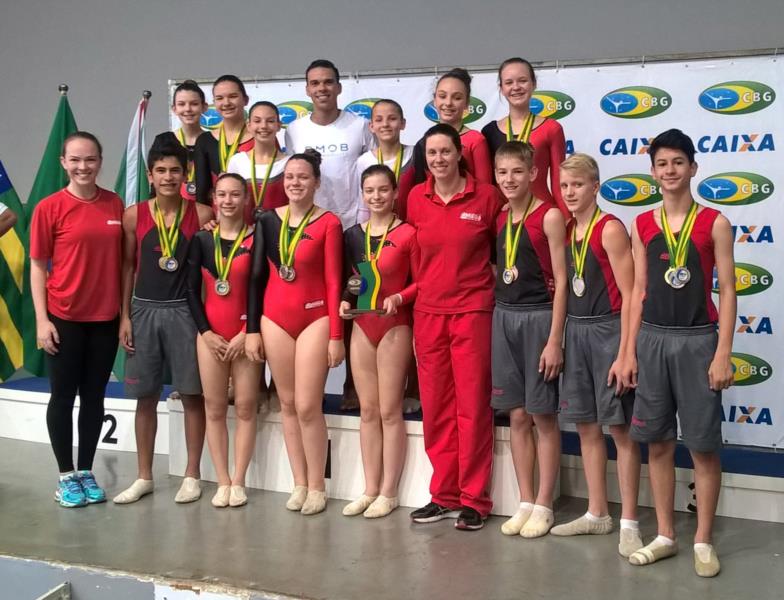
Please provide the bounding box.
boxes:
[213,224,248,281]
[154,199,184,258]
[661,201,698,269]
[570,207,602,281]
[279,205,316,269]
[249,147,277,208]
[506,112,535,143]
[218,123,246,172]
[377,146,403,182]
[504,197,536,272]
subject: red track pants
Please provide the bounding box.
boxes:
[413,310,494,516]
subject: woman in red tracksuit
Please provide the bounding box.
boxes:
[407,123,502,531]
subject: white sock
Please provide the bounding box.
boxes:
[519,502,534,511]
[585,511,609,522]
[59,471,75,481]
[532,504,553,517]
[620,519,640,531]
[694,542,714,561]
[654,534,676,546]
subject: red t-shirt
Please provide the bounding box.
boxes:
[460,129,493,185]
[30,187,124,321]
[407,174,503,313]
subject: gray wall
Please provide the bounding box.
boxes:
[1,0,782,200]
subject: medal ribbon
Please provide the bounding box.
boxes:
[218,123,246,172]
[249,147,277,208]
[279,205,316,268]
[154,200,184,258]
[213,224,248,282]
[506,112,535,143]
[365,217,395,263]
[504,198,536,271]
[176,128,196,182]
[377,146,403,181]
[661,202,698,268]
[570,207,602,280]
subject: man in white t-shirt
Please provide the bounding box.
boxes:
[284,59,373,230]
[0,201,17,237]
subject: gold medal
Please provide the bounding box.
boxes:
[158,256,179,272]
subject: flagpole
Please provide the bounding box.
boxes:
[58,84,68,95]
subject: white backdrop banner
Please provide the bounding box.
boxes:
[171,54,782,448]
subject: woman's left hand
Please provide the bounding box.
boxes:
[382,294,403,317]
[223,332,246,362]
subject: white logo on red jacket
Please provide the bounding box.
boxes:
[460,212,482,222]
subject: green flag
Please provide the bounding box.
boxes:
[0,162,26,381]
[113,92,151,382]
[24,89,78,377]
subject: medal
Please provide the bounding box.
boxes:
[213,223,248,296]
[278,205,316,283]
[377,146,404,182]
[572,275,586,297]
[218,123,246,172]
[215,280,231,296]
[250,147,277,208]
[278,265,296,282]
[506,112,535,143]
[661,201,698,290]
[158,256,179,272]
[154,199,184,271]
[569,207,602,298]
[186,182,197,196]
[503,198,536,285]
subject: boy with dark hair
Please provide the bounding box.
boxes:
[626,129,735,577]
[114,136,214,505]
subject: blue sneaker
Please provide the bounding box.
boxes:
[77,470,106,504]
[54,475,88,508]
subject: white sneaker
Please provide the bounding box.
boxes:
[174,477,202,503]
[113,479,154,504]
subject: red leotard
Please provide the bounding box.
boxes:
[246,209,343,340]
[186,229,254,340]
[343,222,418,346]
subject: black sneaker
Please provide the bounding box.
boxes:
[410,502,459,523]
[455,507,486,531]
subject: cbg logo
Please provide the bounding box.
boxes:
[730,352,772,386]
[712,263,773,295]
[600,86,671,118]
[699,81,776,115]
[344,98,381,120]
[200,106,223,130]
[600,174,661,206]
[277,101,313,127]
[697,172,774,206]
[424,96,487,124]
[722,405,773,425]
[530,91,575,120]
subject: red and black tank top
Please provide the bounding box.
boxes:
[495,201,554,305]
[636,206,719,326]
[134,200,200,301]
[566,214,623,317]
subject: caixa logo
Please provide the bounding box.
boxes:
[699,81,776,115]
[712,263,773,296]
[530,91,575,120]
[424,96,487,124]
[736,315,772,335]
[730,352,772,386]
[600,86,671,118]
[276,101,313,127]
[696,133,775,153]
[722,404,773,425]
[599,174,661,206]
[732,225,773,244]
[697,172,774,206]
[599,137,652,156]
[200,106,223,130]
[344,98,381,120]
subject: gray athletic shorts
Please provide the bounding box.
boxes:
[630,322,722,452]
[124,298,202,398]
[491,302,558,413]
[560,313,633,426]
